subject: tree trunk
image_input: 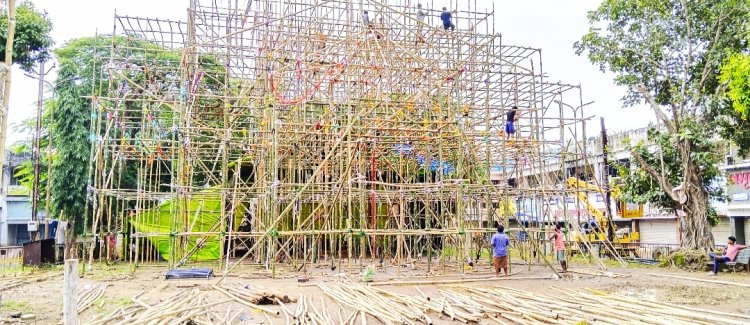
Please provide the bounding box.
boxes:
[679,195,714,249]
[678,138,714,250]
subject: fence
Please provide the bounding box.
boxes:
[0,246,23,269]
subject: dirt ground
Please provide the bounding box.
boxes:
[1,258,749,324]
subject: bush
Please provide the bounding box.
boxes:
[662,249,709,270]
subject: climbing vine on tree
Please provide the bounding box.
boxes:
[51,61,89,256]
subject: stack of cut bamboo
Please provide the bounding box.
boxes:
[316,282,750,325]
[77,283,107,314]
[459,286,750,325]
[85,289,235,324]
[278,294,358,325]
[319,282,433,324]
[0,272,60,291]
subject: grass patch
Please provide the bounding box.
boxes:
[92,297,132,315]
[0,299,31,312]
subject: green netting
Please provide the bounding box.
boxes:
[131,189,241,262]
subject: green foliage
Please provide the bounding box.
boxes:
[51,61,90,235]
[718,54,750,156]
[574,0,749,109]
[0,1,53,72]
[721,54,750,118]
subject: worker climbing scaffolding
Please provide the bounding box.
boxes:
[505,105,518,139]
[440,7,455,30]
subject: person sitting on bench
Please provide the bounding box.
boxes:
[708,236,746,276]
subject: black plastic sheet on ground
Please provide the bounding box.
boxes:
[165,268,214,279]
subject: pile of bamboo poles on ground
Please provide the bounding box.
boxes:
[77,283,107,314]
[567,268,629,278]
[0,272,60,291]
[458,286,750,325]
[278,294,359,325]
[316,281,750,325]
[85,289,235,324]
[319,282,433,324]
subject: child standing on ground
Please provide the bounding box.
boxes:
[549,224,567,272]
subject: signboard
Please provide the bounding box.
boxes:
[728,169,750,207]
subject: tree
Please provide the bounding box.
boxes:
[0,1,53,197]
[0,1,53,72]
[718,54,750,156]
[52,61,89,257]
[574,0,750,249]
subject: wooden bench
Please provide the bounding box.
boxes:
[707,248,750,273]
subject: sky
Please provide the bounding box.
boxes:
[6,0,655,144]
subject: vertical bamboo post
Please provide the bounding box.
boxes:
[63,259,79,325]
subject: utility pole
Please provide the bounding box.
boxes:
[28,60,53,240]
[600,117,614,242]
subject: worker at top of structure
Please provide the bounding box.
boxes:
[440,7,455,30]
[416,3,426,22]
[548,224,568,272]
[505,105,518,139]
[363,10,371,27]
[708,236,746,276]
[491,225,510,277]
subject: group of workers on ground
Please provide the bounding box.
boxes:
[362,4,457,32]
[490,223,746,277]
[490,223,567,277]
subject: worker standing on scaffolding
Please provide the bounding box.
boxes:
[505,105,518,139]
[416,3,426,22]
[548,224,568,272]
[440,7,455,30]
[415,3,426,43]
[363,10,372,28]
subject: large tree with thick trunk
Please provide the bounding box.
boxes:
[575,0,750,249]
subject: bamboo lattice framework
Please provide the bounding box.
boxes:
[89,0,594,274]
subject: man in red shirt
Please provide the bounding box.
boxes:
[548,224,567,272]
[708,236,746,276]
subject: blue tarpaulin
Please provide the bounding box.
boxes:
[165,268,214,279]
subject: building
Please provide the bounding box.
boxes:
[0,152,33,246]
[723,145,750,245]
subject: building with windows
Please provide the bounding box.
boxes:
[0,152,33,246]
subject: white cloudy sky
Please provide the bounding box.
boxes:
[6,0,654,144]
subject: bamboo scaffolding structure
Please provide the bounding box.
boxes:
[89,0,609,276]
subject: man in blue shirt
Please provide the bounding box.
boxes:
[440,7,455,31]
[491,225,510,277]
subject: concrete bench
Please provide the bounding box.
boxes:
[707,248,750,273]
